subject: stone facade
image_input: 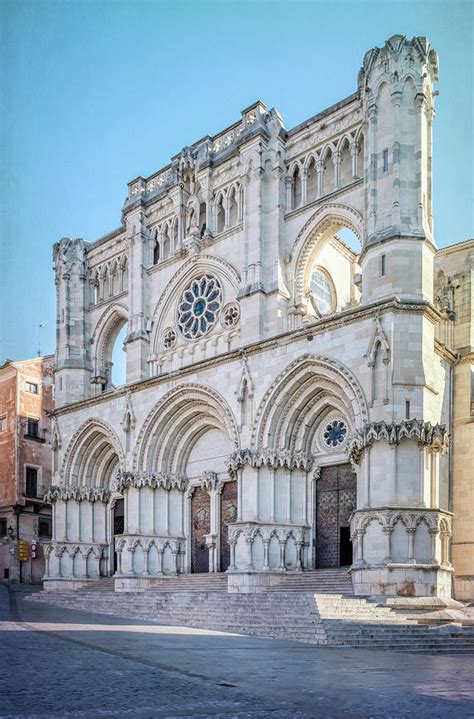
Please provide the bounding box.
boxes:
[45,35,473,599]
[0,356,54,583]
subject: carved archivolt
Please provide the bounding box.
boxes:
[252,354,368,450]
[349,420,449,465]
[133,383,240,472]
[290,203,364,301]
[91,302,128,375]
[61,418,125,485]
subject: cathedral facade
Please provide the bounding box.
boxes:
[45,35,474,600]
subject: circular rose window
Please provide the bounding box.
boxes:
[310,268,334,316]
[177,275,222,339]
[323,419,347,448]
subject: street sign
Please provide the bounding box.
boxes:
[17,540,29,562]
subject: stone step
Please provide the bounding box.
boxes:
[25,589,474,654]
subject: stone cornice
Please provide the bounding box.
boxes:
[349,420,449,465]
[52,296,443,417]
[44,486,111,503]
[434,338,458,365]
[227,449,314,476]
[114,470,187,493]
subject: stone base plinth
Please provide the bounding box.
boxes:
[114,575,156,592]
[351,564,453,598]
[454,575,474,601]
[43,578,90,592]
[227,572,285,593]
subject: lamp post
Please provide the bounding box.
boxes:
[37,320,48,357]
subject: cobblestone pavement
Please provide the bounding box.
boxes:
[1,587,474,719]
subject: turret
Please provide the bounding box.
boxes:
[53,238,92,405]
[359,35,438,305]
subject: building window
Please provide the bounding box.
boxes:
[323,419,347,448]
[0,519,6,537]
[381,254,386,276]
[39,519,51,538]
[177,275,223,340]
[310,267,334,316]
[383,149,389,172]
[0,415,6,432]
[26,382,38,394]
[26,418,39,438]
[25,467,38,498]
[405,400,411,419]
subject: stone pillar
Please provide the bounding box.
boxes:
[55,500,67,541]
[262,539,270,572]
[229,540,237,572]
[407,528,416,563]
[127,487,140,534]
[382,527,392,562]
[278,540,286,572]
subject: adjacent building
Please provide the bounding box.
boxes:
[44,35,473,600]
[0,356,54,583]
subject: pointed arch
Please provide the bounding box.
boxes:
[252,354,369,451]
[134,384,239,473]
[61,418,125,487]
[91,302,128,384]
[289,203,363,304]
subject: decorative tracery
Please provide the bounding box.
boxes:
[177,275,223,339]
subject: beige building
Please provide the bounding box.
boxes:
[44,35,473,600]
[0,356,54,583]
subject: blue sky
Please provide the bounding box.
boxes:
[1,0,473,366]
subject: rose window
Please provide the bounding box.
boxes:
[323,419,347,448]
[177,275,222,339]
[222,303,240,328]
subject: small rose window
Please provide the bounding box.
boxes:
[177,275,222,339]
[323,419,347,448]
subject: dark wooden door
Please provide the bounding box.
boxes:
[220,480,237,571]
[113,499,124,573]
[191,487,210,573]
[316,464,356,568]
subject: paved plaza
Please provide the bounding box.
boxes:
[0,587,473,719]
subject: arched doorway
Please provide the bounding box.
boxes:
[113,498,124,573]
[316,464,356,567]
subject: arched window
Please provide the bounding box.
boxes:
[339,139,352,187]
[228,187,238,227]
[110,323,127,388]
[162,225,170,259]
[121,261,128,292]
[322,150,335,195]
[102,268,110,299]
[309,266,335,316]
[153,241,160,265]
[306,158,317,202]
[216,194,225,234]
[291,166,302,209]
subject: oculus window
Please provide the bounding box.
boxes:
[177,275,222,340]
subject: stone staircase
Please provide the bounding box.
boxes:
[266,568,353,594]
[25,587,474,654]
[146,573,228,592]
[314,594,474,653]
